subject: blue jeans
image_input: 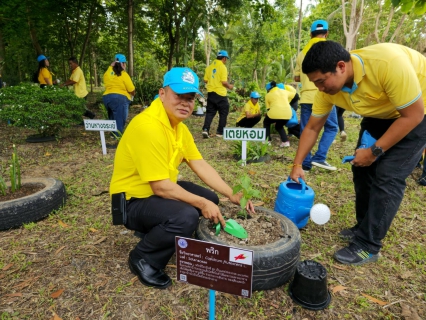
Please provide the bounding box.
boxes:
[125,181,219,270]
[103,94,130,135]
[352,116,426,253]
[300,104,338,168]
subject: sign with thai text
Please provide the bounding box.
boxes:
[223,128,266,141]
[175,237,253,298]
[84,120,117,131]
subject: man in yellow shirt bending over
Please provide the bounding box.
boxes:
[290,41,426,266]
[110,67,255,289]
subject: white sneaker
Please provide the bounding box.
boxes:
[280,141,290,147]
[311,161,337,171]
[340,131,347,142]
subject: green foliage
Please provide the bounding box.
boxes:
[231,140,271,161]
[0,144,21,195]
[227,91,245,112]
[232,175,261,219]
[133,78,162,106]
[0,84,87,137]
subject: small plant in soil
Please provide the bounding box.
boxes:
[0,144,21,196]
[231,140,271,162]
[232,174,261,219]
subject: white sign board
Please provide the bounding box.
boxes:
[84,120,117,131]
[84,120,117,155]
[223,128,266,166]
[223,128,266,141]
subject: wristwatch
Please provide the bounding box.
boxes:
[370,144,384,157]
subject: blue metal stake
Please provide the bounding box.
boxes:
[209,289,215,320]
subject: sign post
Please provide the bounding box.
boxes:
[176,237,253,319]
[223,127,266,166]
[84,120,117,155]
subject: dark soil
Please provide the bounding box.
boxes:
[212,201,283,246]
[0,183,44,201]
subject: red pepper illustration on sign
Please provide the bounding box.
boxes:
[234,253,247,261]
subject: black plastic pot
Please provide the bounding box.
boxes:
[289,260,331,310]
[26,134,56,143]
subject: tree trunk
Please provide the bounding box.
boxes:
[342,0,364,51]
[26,6,42,55]
[92,49,98,87]
[389,14,407,43]
[0,28,5,76]
[297,0,303,53]
[79,0,97,66]
[205,27,210,66]
[128,0,134,77]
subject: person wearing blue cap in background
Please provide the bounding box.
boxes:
[202,50,234,138]
[264,81,293,147]
[236,91,262,128]
[109,67,255,289]
[294,20,338,171]
[102,54,135,138]
[36,55,56,88]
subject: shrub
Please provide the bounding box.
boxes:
[133,78,162,106]
[231,140,271,161]
[0,83,87,137]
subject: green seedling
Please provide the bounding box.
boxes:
[232,175,261,219]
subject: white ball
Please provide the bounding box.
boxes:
[310,203,331,225]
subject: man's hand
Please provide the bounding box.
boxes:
[289,166,305,183]
[200,200,226,228]
[229,193,256,215]
[351,148,376,167]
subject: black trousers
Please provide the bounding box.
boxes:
[203,92,230,135]
[351,116,426,253]
[236,116,261,128]
[263,115,289,142]
[125,181,219,269]
[336,106,345,132]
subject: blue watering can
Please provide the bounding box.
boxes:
[274,177,315,229]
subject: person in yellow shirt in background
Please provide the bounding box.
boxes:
[102,54,135,137]
[61,57,95,120]
[236,91,262,128]
[36,55,55,88]
[109,67,255,289]
[202,50,234,138]
[277,82,301,139]
[290,41,426,266]
[264,81,293,147]
[294,20,338,171]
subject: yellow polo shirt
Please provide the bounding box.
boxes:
[294,37,327,104]
[265,87,292,120]
[103,66,135,100]
[236,100,261,123]
[38,68,52,85]
[70,66,88,98]
[110,98,203,199]
[283,85,297,102]
[204,59,228,96]
[312,43,426,119]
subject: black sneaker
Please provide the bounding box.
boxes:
[302,165,311,171]
[334,243,379,266]
[418,175,426,186]
[339,227,357,242]
[312,161,337,171]
[202,130,209,139]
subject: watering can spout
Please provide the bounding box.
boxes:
[296,207,312,223]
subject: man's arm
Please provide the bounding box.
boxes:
[352,98,424,166]
[62,79,76,86]
[289,115,328,181]
[150,178,226,227]
[221,81,234,90]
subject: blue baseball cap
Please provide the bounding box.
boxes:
[277,83,285,89]
[265,82,273,91]
[217,50,230,59]
[163,67,203,97]
[250,91,261,99]
[37,55,49,62]
[115,54,127,63]
[153,94,159,100]
[311,20,328,32]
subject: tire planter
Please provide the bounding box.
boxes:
[0,178,66,230]
[196,206,301,291]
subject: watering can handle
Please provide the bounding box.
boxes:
[287,176,306,194]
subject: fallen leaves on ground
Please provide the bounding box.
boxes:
[401,304,422,320]
[50,289,64,299]
[332,285,348,294]
[361,293,388,306]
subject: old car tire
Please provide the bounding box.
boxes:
[0,178,66,230]
[196,206,301,291]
